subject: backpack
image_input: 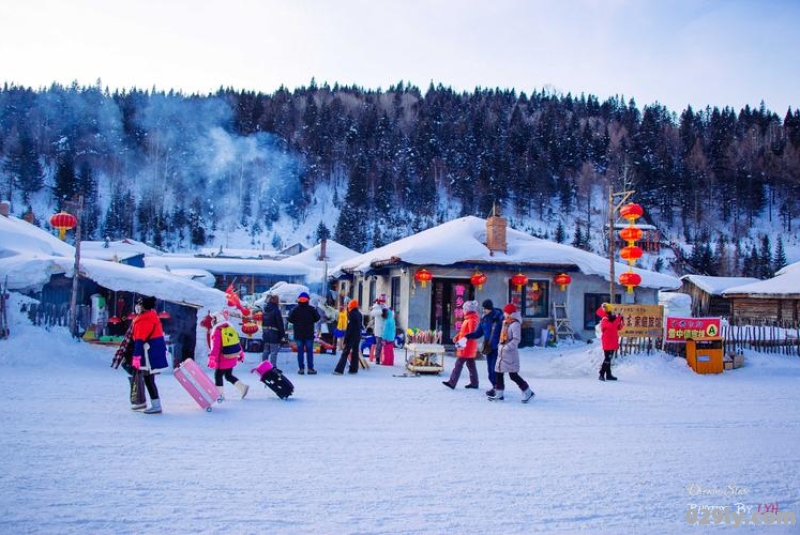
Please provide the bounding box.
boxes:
[220,324,242,356]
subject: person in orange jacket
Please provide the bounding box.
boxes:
[442,300,481,389]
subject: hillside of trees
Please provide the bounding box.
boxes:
[1,80,799,278]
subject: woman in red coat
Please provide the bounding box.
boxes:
[442,300,481,390]
[596,303,624,381]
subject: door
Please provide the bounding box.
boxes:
[431,279,473,341]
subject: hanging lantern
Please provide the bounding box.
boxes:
[252,310,263,323]
[241,321,259,338]
[158,310,171,320]
[510,272,528,292]
[49,211,77,240]
[619,245,643,265]
[240,307,251,317]
[126,312,137,320]
[619,272,642,294]
[619,202,643,223]
[107,316,121,325]
[470,271,487,290]
[553,273,572,291]
[619,226,643,245]
[414,268,432,288]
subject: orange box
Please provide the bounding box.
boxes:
[686,338,724,374]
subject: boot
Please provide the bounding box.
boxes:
[217,385,225,401]
[598,362,607,381]
[521,388,535,403]
[143,399,162,414]
[131,402,147,411]
[487,389,504,401]
[605,364,618,381]
[234,381,250,399]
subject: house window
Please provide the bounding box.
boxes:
[368,278,377,305]
[357,281,364,307]
[584,293,621,330]
[508,280,550,318]
[390,276,400,311]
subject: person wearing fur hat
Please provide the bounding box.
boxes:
[208,311,250,399]
[442,300,481,390]
[487,303,535,402]
[333,300,363,375]
[260,293,286,367]
[596,303,623,381]
[287,292,321,374]
[131,296,169,414]
[464,298,504,396]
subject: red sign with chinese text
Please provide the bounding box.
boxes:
[665,317,721,342]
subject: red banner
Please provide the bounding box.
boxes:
[665,317,721,342]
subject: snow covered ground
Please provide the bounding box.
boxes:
[1,298,799,535]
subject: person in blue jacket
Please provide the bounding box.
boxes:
[465,299,505,397]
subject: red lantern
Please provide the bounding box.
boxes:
[510,273,528,292]
[158,310,171,320]
[553,273,572,291]
[108,316,121,325]
[619,203,643,223]
[470,271,487,290]
[619,226,643,245]
[241,321,259,338]
[253,310,263,323]
[619,272,642,294]
[240,307,251,317]
[619,245,643,265]
[50,211,77,240]
[414,268,432,288]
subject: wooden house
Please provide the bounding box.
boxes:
[679,275,759,318]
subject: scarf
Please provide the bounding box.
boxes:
[499,318,518,344]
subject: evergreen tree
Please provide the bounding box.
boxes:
[315,221,331,242]
[759,234,773,278]
[774,235,787,272]
[554,221,566,243]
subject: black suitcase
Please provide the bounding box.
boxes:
[259,367,295,400]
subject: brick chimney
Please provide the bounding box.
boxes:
[318,238,327,261]
[485,204,507,255]
[0,200,9,218]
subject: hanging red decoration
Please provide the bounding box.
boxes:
[414,268,432,288]
[510,273,528,292]
[252,310,263,323]
[470,271,487,290]
[619,272,642,294]
[241,321,259,338]
[126,312,137,320]
[553,273,572,291]
[49,211,77,240]
[619,226,643,245]
[619,203,643,223]
[158,310,171,320]
[619,245,643,265]
[240,307,251,317]
[107,316,121,325]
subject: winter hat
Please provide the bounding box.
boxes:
[376,294,386,304]
[268,294,280,304]
[603,303,614,312]
[297,292,310,303]
[482,299,494,310]
[503,303,517,315]
[462,300,479,313]
[212,310,229,324]
[140,296,157,311]
[347,299,359,311]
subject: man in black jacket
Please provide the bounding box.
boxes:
[287,292,321,374]
[333,300,363,375]
[260,293,286,367]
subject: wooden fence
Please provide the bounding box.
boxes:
[721,320,800,357]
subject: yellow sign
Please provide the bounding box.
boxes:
[614,304,664,338]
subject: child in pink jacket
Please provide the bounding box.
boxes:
[208,311,250,399]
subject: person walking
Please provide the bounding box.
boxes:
[464,299,504,396]
[596,303,623,381]
[487,303,535,403]
[131,296,170,414]
[208,311,250,399]
[287,292,321,374]
[368,296,387,363]
[442,300,481,390]
[111,321,146,410]
[334,300,363,375]
[260,293,286,367]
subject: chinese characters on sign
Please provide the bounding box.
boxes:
[615,304,664,338]
[665,317,721,342]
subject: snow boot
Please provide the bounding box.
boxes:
[521,388,535,403]
[143,399,162,414]
[605,365,618,381]
[234,381,250,399]
[131,402,147,411]
[442,381,455,390]
[598,362,607,381]
[487,389,504,401]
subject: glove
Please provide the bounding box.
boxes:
[132,356,141,370]
[207,355,217,369]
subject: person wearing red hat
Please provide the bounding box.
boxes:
[333,300,363,375]
[288,292,321,374]
[487,302,535,402]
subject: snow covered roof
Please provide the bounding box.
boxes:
[145,255,309,277]
[0,215,226,309]
[283,240,361,282]
[196,246,282,259]
[80,238,163,262]
[334,216,680,290]
[722,271,800,298]
[680,275,760,295]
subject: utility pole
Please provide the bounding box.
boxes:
[69,195,84,338]
[608,187,634,305]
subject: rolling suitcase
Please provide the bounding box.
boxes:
[174,358,222,412]
[251,360,295,400]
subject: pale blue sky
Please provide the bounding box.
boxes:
[1,0,797,114]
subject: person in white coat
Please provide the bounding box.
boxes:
[368,296,387,364]
[487,303,535,403]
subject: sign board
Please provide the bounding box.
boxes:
[616,304,664,338]
[665,317,721,342]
